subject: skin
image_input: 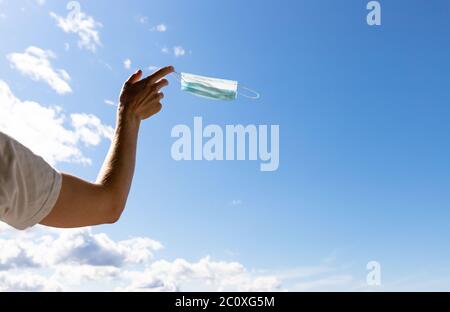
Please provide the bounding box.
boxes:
[40,66,174,228]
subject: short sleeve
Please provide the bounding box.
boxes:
[0,132,62,230]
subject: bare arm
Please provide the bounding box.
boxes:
[40,66,174,228]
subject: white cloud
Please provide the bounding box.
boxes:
[123,58,131,70]
[7,46,72,95]
[156,24,167,32]
[50,8,102,53]
[25,228,162,267]
[0,240,40,270]
[138,16,148,24]
[99,60,113,71]
[36,0,46,6]
[0,80,113,166]
[0,272,61,292]
[53,265,120,285]
[151,23,166,32]
[0,226,162,271]
[119,257,282,292]
[71,114,114,147]
[173,46,186,57]
[161,46,186,57]
[104,99,116,107]
[148,66,159,71]
[0,222,10,233]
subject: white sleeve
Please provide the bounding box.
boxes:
[0,132,62,230]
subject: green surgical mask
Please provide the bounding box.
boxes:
[175,72,260,101]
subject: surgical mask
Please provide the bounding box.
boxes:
[174,72,260,101]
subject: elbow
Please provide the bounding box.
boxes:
[105,204,124,224]
[97,185,128,225]
[105,206,124,224]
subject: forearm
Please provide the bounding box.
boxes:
[96,110,141,213]
[41,112,141,228]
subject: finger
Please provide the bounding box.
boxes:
[138,91,164,107]
[148,92,164,103]
[141,102,163,119]
[134,69,171,91]
[154,79,169,92]
[145,66,175,84]
[125,69,143,85]
[140,78,169,99]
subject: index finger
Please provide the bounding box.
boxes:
[146,66,175,84]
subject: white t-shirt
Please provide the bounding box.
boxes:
[0,132,62,230]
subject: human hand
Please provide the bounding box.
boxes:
[119,66,174,122]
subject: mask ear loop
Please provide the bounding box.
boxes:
[238,85,260,100]
[172,71,182,82]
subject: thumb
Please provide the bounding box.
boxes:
[126,69,142,85]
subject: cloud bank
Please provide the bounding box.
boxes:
[0,222,366,292]
[0,225,286,292]
[0,80,113,166]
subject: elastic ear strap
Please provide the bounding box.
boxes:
[172,71,182,82]
[239,85,260,100]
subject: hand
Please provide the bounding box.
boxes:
[119,66,174,121]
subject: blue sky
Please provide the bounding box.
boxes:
[0,0,450,291]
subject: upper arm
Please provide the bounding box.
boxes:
[40,173,121,228]
[0,132,62,230]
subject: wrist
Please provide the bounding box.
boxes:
[117,106,141,129]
